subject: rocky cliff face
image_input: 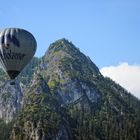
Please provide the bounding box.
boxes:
[0,80,23,123]
[11,74,72,140]
[0,38,140,140]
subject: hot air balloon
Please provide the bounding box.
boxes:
[0,28,37,80]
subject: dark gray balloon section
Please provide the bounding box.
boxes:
[0,28,37,79]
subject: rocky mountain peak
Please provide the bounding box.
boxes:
[40,38,101,84]
[39,39,102,106]
[47,38,78,53]
[42,38,100,76]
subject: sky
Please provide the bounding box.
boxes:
[100,63,140,99]
[0,0,140,98]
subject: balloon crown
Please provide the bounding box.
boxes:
[1,33,20,49]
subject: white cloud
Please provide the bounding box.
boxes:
[100,63,140,99]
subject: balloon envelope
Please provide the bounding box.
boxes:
[0,28,37,79]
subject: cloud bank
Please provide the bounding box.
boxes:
[100,63,140,99]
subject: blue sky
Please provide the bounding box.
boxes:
[0,0,140,68]
[0,0,140,97]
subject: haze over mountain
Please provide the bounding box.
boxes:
[0,39,140,140]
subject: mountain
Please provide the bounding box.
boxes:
[0,38,140,140]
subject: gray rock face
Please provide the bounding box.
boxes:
[57,79,100,106]
[0,80,23,123]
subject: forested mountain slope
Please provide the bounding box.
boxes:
[0,38,139,140]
